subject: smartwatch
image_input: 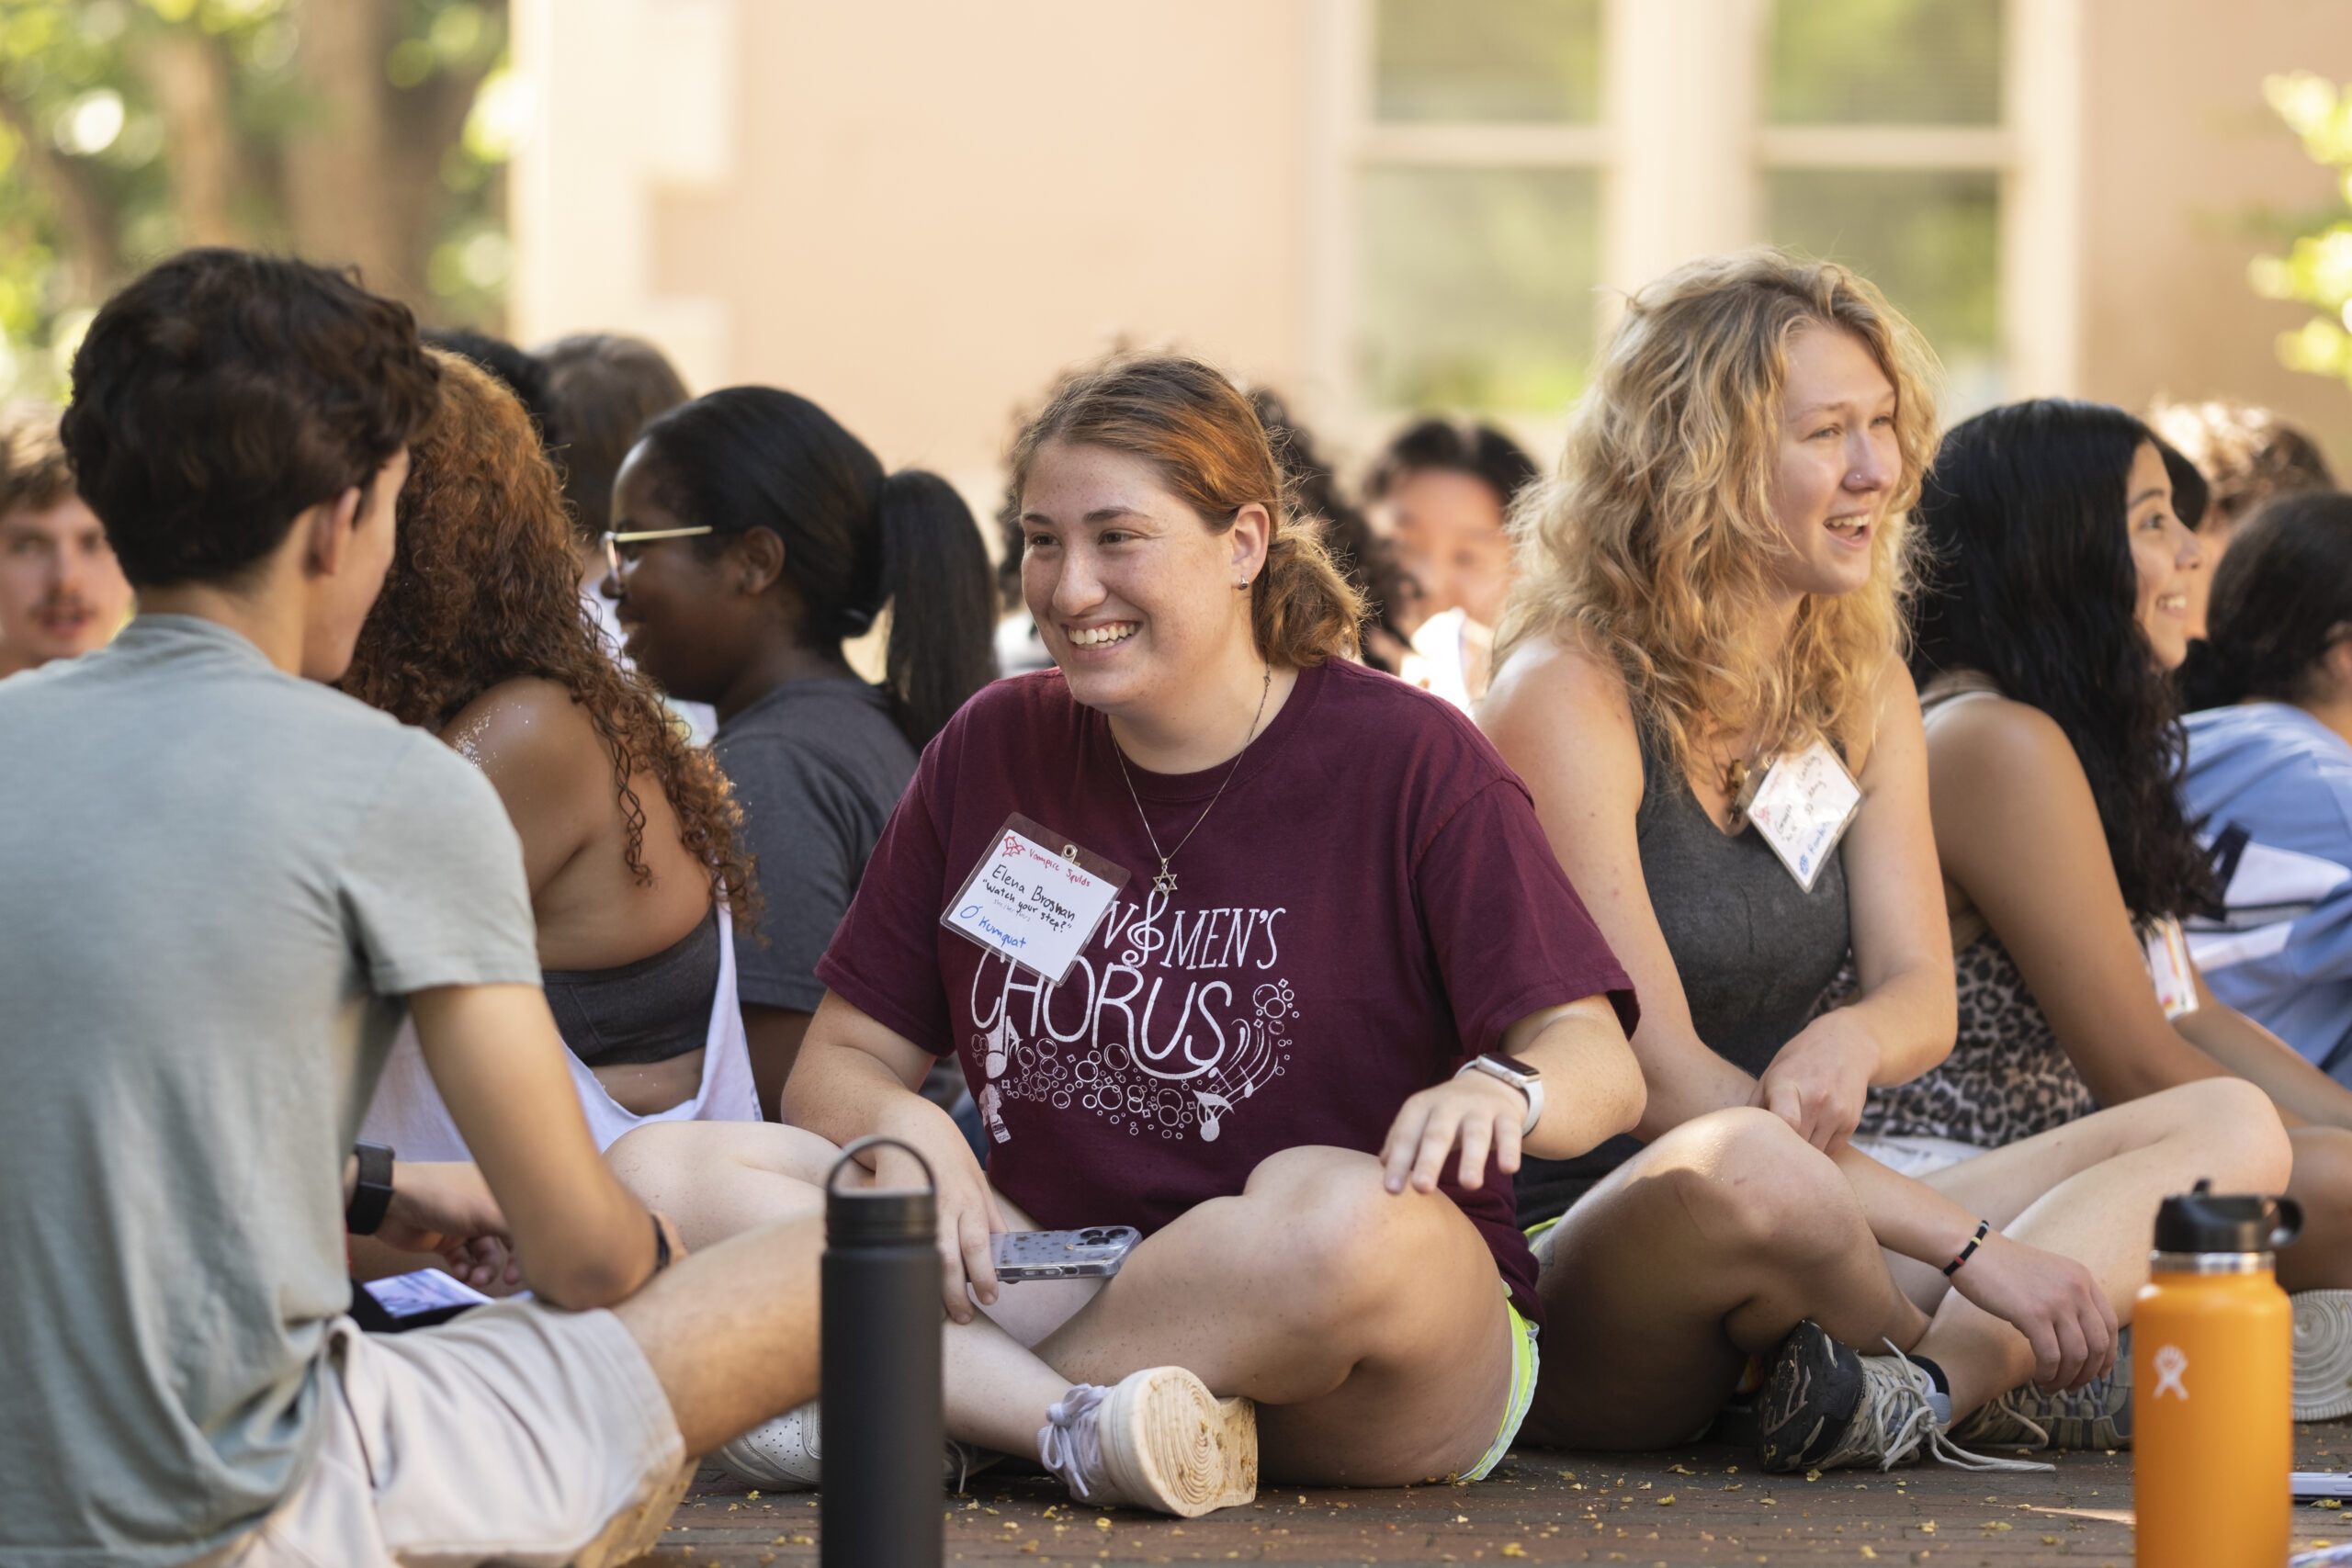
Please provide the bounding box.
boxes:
[346,1142,395,1236]
[1454,1053,1544,1136]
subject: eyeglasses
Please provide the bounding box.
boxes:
[602,525,716,583]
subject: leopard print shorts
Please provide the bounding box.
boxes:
[1825,931,2101,1148]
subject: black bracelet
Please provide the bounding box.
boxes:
[1943,1218,1991,1278]
[651,1212,672,1275]
[345,1142,395,1236]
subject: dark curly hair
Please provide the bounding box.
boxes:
[62,249,439,587]
[1910,399,2216,925]
[340,350,753,919]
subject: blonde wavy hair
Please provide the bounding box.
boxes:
[1497,248,1939,778]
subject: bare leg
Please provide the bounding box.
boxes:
[2279,1126,2352,1292]
[944,1146,1519,1486]
[1901,1077,2291,1414]
[1522,1108,1928,1450]
[613,1215,824,1456]
[605,1120,843,1250]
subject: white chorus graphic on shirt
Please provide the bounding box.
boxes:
[967,884,1292,1145]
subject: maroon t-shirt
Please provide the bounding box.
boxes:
[816,658,1636,1325]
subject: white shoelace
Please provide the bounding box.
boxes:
[1867,1341,2054,1474]
[1039,1383,1113,1502]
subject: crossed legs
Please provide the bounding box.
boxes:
[944,1146,1518,1485]
[606,1124,1522,1485]
[1524,1078,2290,1449]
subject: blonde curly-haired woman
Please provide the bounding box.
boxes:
[1482,249,2289,1472]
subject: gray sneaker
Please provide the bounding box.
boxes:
[1949,1329,2132,1451]
[1758,1322,2053,1475]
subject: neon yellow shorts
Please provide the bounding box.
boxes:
[1464,1286,1541,1483]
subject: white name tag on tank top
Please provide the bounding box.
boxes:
[2144,915,2199,1020]
[1742,739,1863,895]
[942,815,1131,986]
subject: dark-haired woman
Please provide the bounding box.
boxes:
[1851,398,2352,1416]
[345,350,766,1154]
[605,387,999,1116]
[2185,494,2352,1081]
[1364,417,1538,708]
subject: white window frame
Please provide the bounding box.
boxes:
[1306,0,2082,446]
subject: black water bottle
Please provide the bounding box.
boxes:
[821,1137,943,1568]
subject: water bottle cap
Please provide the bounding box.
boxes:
[2152,1179,2301,1255]
[826,1136,937,1242]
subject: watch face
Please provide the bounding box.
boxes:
[1481,1053,1537,1084]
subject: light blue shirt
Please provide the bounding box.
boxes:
[2182,702,2352,1080]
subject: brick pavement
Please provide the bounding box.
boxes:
[633,1423,2352,1566]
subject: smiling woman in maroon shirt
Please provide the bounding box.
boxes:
[752,356,1639,1513]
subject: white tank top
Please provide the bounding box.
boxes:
[361,907,763,1156]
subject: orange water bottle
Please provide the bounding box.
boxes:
[2133,1182,2302,1568]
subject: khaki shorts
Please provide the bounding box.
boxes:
[204,1301,686,1568]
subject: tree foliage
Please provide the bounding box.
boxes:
[2253,71,2352,390]
[0,0,514,400]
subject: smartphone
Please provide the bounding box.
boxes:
[990,1225,1142,1281]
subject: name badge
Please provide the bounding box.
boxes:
[2144,915,2199,1021]
[1738,739,1862,894]
[941,815,1130,986]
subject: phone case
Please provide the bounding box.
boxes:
[990,1225,1142,1280]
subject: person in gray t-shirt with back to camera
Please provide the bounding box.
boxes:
[0,250,823,1568]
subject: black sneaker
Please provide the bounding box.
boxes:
[1757,1321,1864,1472]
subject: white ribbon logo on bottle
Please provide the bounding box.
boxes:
[2153,1344,2189,1400]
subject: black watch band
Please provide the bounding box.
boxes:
[346,1142,395,1236]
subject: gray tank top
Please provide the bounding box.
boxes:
[541,904,720,1068]
[1517,730,1853,1224]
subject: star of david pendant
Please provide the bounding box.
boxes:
[1152,867,1179,895]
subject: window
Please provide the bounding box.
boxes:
[1357,0,1606,414]
[1338,0,2068,427]
[1764,0,2007,410]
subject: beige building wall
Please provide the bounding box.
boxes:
[2078,0,2352,471]
[516,0,1320,495]
[514,0,2352,489]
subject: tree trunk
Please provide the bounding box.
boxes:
[134,28,248,249]
[282,0,413,301]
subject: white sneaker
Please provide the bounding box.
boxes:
[2294,1290,2352,1421]
[712,1402,823,1491]
[1037,1366,1257,1517]
[711,1401,1001,1493]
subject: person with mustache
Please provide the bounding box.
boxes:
[0,403,132,678]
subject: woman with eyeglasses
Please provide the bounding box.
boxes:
[341,350,764,1157]
[603,386,999,1117]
